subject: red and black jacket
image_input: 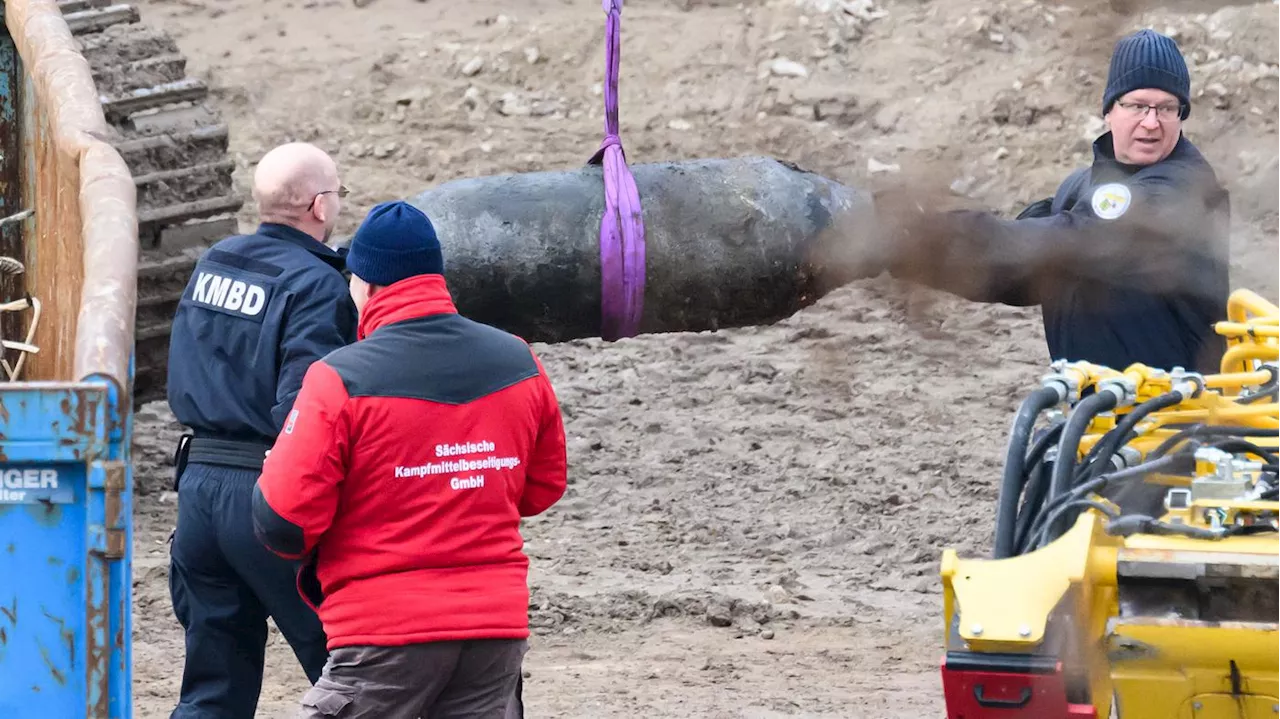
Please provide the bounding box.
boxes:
[252,274,567,650]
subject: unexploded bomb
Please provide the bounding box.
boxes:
[400,156,883,343]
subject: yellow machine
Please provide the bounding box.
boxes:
[939,289,1279,719]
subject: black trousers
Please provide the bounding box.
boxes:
[168,462,329,718]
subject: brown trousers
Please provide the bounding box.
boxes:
[297,639,527,719]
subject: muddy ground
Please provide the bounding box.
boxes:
[120,0,1278,716]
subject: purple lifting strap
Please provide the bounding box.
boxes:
[588,0,646,341]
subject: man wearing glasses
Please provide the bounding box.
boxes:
[884,28,1230,374]
[165,142,359,718]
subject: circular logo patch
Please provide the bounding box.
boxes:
[1090,183,1132,220]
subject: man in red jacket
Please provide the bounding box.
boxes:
[252,200,568,719]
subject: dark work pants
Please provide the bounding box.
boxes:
[298,640,527,719]
[168,462,329,719]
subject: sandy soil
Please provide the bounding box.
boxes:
[118,0,1278,716]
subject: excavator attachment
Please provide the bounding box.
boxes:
[57,0,243,405]
[939,289,1279,719]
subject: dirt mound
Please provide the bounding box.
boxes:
[126,0,1278,715]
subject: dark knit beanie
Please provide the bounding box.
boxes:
[346,200,444,286]
[1102,29,1191,119]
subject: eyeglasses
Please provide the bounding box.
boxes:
[308,185,349,212]
[1114,101,1183,121]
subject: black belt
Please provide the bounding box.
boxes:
[173,434,273,489]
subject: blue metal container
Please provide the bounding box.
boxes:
[0,380,133,718]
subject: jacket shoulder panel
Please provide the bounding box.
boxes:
[181,246,282,324]
[325,314,541,404]
[1051,167,1091,214]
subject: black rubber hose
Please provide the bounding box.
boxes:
[1210,438,1278,465]
[1009,423,1064,554]
[1236,366,1277,404]
[1048,390,1121,504]
[1104,514,1228,540]
[1237,385,1278,404]
[1022,422,1065,483]
[1261,486,1279,501]
[1150,424,1280,459]
[1013,459,1054,554]
[1061,453,1191,511]
[993,386,1063,559]
[1078,390,1186,484]
[1044,389,1122,539]
[1028,498,1120,550]
[1024,453,1188,551]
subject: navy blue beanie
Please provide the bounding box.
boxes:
[346,200,443,286]
[1102,29,1191,119]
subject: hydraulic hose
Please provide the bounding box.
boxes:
[1043,388,1122,539]
[1048,389,1121,504]
[1237,367,1277,404]
[1239,385,1280,404]
[1009,423,1064,554]
[1210,438,1278,465]
[1014,459,1054,554]
[1028,499,1120,550]
[1023,421,1065,472]
[1150,424,1280,460]
[1262,486,1279,501]
[1104,514,1227,540]
[1026,453,1190,550]
[1079,390,1187,483]
[993,386,1064,559]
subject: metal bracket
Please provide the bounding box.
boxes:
[102,461,126,560]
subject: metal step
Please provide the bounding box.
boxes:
[57,0,115,12]
[154,217,239,252]
[114,124,229,156]
[63,4,139,35]
[92,53,188,95]
[137,288,187,312]
[129,104,221,135]
[101,78,208,121]
[78,25,179,61]
[138,251,203,281]
[132,159,235,189]
[138,195,244,229]
[135,325,175,343]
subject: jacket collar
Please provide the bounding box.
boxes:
[257,222,347,272]
[357,274,458,340]
[1092,131,1197,174]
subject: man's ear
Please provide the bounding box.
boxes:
[312,197,329,225]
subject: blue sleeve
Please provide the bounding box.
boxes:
[921,160,1226,307]
[271,270,357,434]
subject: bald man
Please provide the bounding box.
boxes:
[165,142,358,719]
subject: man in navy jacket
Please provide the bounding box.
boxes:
[166,141,359,718]
[885,29,1229,374]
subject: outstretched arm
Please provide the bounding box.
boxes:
[882,161,1227,307]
